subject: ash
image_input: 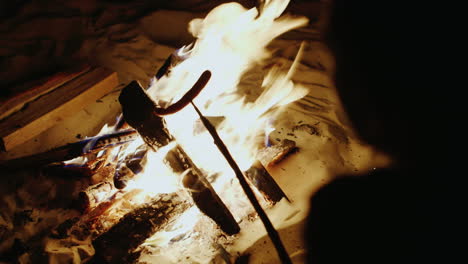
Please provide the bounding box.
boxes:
[138,214,235,264]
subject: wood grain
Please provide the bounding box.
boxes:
[0,65,91,119]
[0,67,118,151]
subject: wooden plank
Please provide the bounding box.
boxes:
[0,65,91,120]
[0,67,118,151]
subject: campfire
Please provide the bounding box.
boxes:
[0,0,383,263]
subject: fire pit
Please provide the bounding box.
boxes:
[0,1,386,263]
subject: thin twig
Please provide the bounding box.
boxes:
[0,129,137,169]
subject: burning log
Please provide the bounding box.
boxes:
[176,152,240,235]
[244,160,290,204]
[0,129,138,170]
[78,181,115,212]
[81,189,144,234]
[257,138,298,167]
[113,144,149,189]
[91,192,191,264]
[119,79,240,235]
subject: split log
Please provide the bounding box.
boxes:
[0,129,138,170]
[119,81,240,235]
[257,138,298,167]
[91,192,191,264]
[0,67,118,151]
[0,65,91,120]
[244,160,290,204]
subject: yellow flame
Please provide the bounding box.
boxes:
[115,0,308,233]
[141,206,201,247]
[104,0,309,256]
[124,142,180,195]
[146,0,308,181]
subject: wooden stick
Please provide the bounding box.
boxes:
[0,129,138,170]
[192,102,292,264]
[0,67,118,151]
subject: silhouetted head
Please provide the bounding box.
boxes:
[323,0,437,168]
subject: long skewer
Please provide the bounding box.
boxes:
[189,81,292,264]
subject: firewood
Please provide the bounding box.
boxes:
[0,65,91,120]
[91,192,191,264]
[0,67,118,151]
[0,129,138,170]
[78,182,115,212]
[257,139,298,167]
[119,81,172,149]
[119,80,240,235]
[244,160,290,204]
[174,149,240,235]
[80,190,141,231]
[113,144,149,189]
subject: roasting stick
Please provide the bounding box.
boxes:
[189,82,292,264]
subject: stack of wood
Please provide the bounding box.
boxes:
[0,66,118,152]
[0,57,298,263]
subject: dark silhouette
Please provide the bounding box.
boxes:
[305,1,445,263]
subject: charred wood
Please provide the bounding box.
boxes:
[0,129,138,170]
[91,192,191,264]
[257,139,298,167]
[77,182,114,212]
[119,81,240,235]
[245,160,290,204]
[160,142,240,235]
[78,189,144,238]
[42,163,95,178]
[113,144,149,189]
[175,151,240,235]
[119,80,172,149]
[50,218,80,239]
[155,54,173,80]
